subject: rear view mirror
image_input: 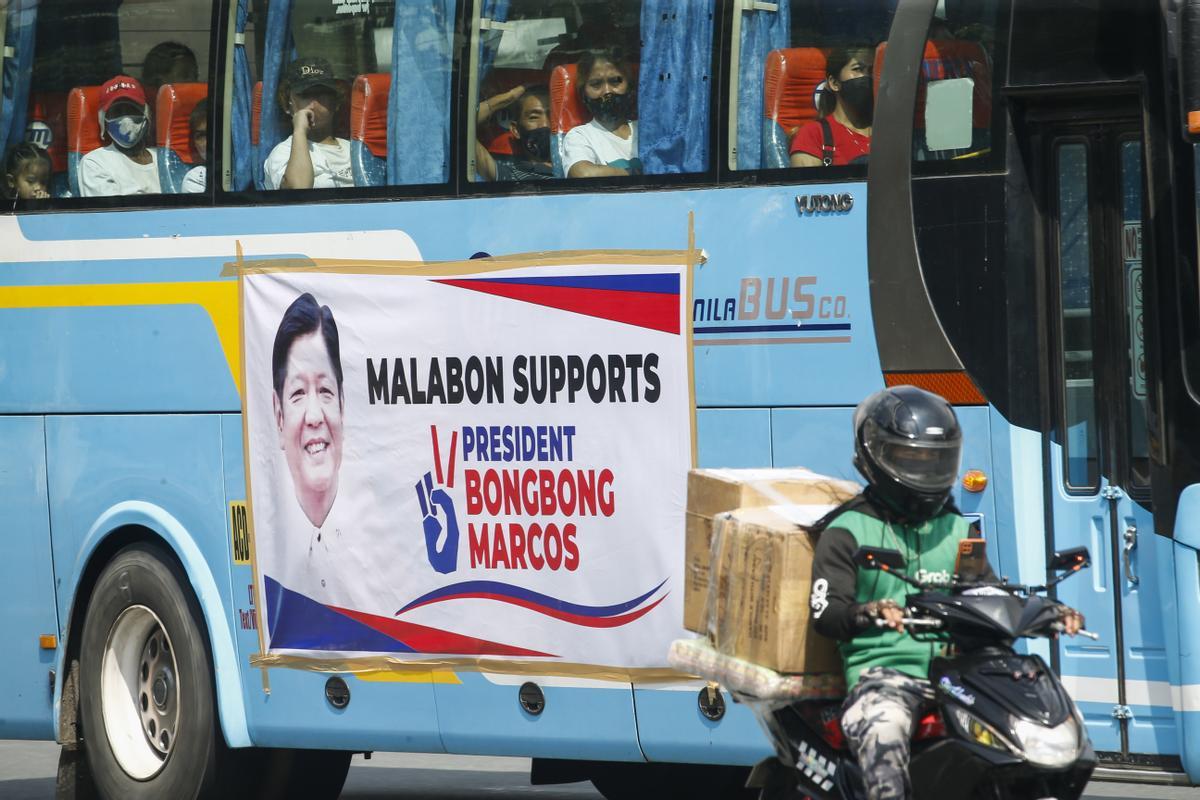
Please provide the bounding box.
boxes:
[1050,547,1090,572]
[853,547,906,572]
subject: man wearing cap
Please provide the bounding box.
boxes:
[78,75,161,197]
[264,58,353,190]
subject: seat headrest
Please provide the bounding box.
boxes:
[763,48,828,139]
[549,62,639,136]
[874,39,992,129]
[66,86,105,156]
[351,73,391,158]
[156,82,208,166]
[26,93,69,172]
[252,81,263,146]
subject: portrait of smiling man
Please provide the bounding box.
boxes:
[270,292,348,597]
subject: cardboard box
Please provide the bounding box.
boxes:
[703,504,844,675]
[683,469,859,632]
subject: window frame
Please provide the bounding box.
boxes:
[2,0,223,215]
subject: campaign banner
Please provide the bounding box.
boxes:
[242,258,694,670]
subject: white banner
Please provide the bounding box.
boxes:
[243,259,693,669]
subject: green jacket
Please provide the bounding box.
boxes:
[809,494,988,687]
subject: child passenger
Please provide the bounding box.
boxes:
[263,57,353,190]
[78,75,161,197]
[182,98,208,193]
[4,143,52,200]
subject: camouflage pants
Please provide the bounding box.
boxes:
[840,667,935,800]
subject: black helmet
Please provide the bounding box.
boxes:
[853,385,962,521]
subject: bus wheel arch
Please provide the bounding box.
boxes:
[57,506,249,752]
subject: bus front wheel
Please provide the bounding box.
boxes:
[78,543,244,800]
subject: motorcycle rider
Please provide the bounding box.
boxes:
[809,385,1084,800]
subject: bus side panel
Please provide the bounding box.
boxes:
[44,413,249,745]
[0,305,237,414]
[434,675,642,761]
[0,416,59,739]
[632,684,768,765]
[1173,488,1200,782]
[770,407,857,480]
[696,408,772,467]
[221,418,444,752]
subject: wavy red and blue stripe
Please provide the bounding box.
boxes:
[395,579,669,629]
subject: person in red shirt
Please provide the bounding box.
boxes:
[790,46,875,167]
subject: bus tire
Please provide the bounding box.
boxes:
[78,542,241,800]
[590,762,755,800]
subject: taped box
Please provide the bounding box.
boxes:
[703,504,846,675]
[683,468,859,633]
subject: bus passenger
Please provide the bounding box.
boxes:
[563,48,641,178]
[263,58,353,191]
[182,98,208,193]
[78,76,161,197]
[475,84,554,182]
[4,143,52,200]
[141,41,200,103]
[790,47,875,167]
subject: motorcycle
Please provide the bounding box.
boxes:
[746,543,1099,800]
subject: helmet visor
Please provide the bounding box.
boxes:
[868,435,961,492]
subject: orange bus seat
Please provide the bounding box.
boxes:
[874,38,992,156]
[66,86,104,196]
[350,73,390,186]
[156,82,208,193]
[762,47,829,169]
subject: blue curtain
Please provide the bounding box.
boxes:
[737,0,790,170]
[231,0,252,191]
[638,1,714,174]
[1,0,38,160]
[257,0,294,189]
[387,0,456,185]
[477,0,510,82]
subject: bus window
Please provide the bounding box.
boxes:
[732,0,893,172]
[2,0,214,201]
[907,1,1000,166]
[467,0,714,183]
[1055,141,1100,491]
[732,1,999,173]
[234,0,457,192]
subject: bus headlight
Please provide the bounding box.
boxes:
[1010,716,1080,768]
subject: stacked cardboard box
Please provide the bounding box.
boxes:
[684,469,858,674]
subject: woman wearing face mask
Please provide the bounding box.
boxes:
[78,75,161,197]
[789,46,875,168]
[475,84,555,182]
[562,47,641,178]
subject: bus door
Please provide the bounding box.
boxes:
[1040,107,1175,761]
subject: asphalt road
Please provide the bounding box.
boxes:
[1,740,1195,799]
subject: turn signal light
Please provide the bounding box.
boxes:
[39,634,57,650]
[962,470,988,493]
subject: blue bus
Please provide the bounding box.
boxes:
[2,0,1200,796]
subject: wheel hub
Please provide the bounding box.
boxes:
[134,622,178,758]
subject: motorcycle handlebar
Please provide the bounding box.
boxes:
[874,617,943,629]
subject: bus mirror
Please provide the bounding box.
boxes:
[853,547,906,572]
[1180,0,1200,140]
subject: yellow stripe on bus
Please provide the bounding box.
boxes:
[354,671,462,685]
[0,282,241,394]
